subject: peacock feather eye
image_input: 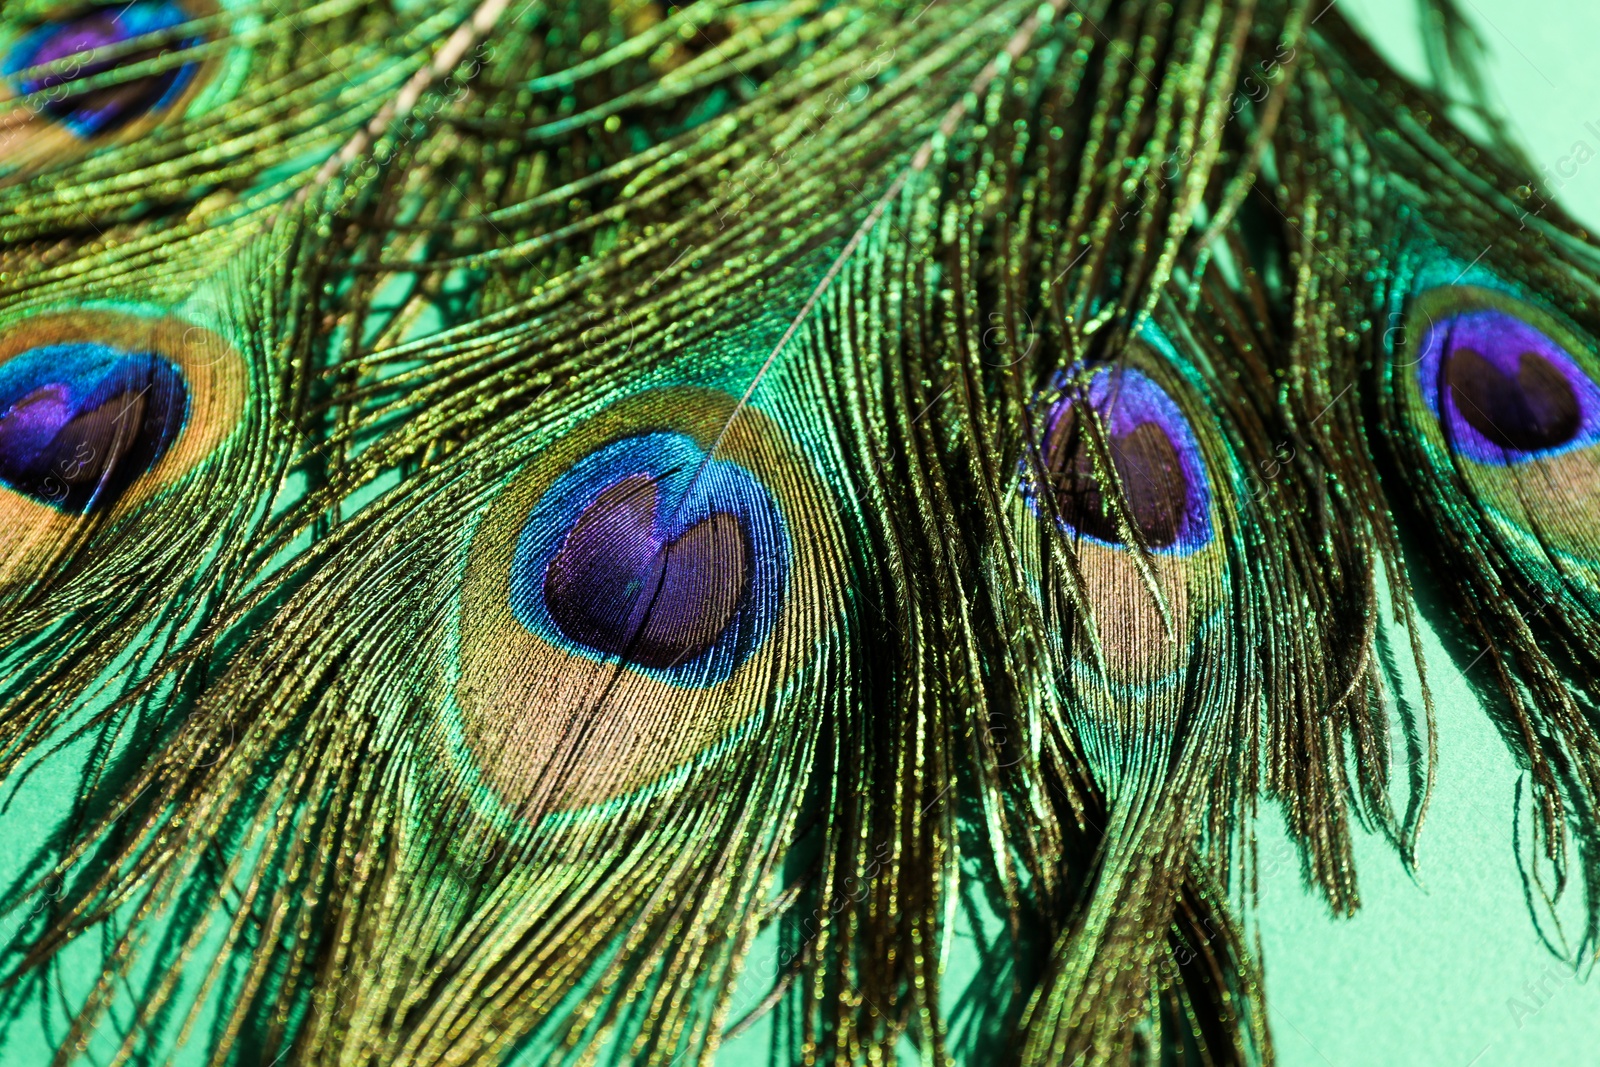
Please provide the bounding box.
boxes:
[510,432,783,681]
[1398,283,1600,581]
[0,342,188,513]
[453,387,842,813]
[1021,354,1228,698]
[0,309,245,579]
[1037,364,1213,555]
[1410,286,1600,464]
[3,1,206,140]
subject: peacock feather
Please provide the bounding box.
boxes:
[0,0,1594,1064]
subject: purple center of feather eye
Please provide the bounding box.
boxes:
[511,432,786,684]
[1446,347,1578,451]
[1046,414,1188,548]
[1418,307,1600,463]
[542,474,752,670]
[1037,365,1212,553]
[5,2,202,138]
[0,344,188,513]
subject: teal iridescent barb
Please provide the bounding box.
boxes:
[0,1,1595,1064]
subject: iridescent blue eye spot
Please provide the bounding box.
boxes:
[0,342,189,513]
[1416,308,1600,465]
[1035,365,1212,555]
[4,2,204,138]
[509,433,788,685]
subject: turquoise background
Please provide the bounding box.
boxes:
[2,3,1598,1065]
[1255,3,1600,1064]
[720,3,1600,1063]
